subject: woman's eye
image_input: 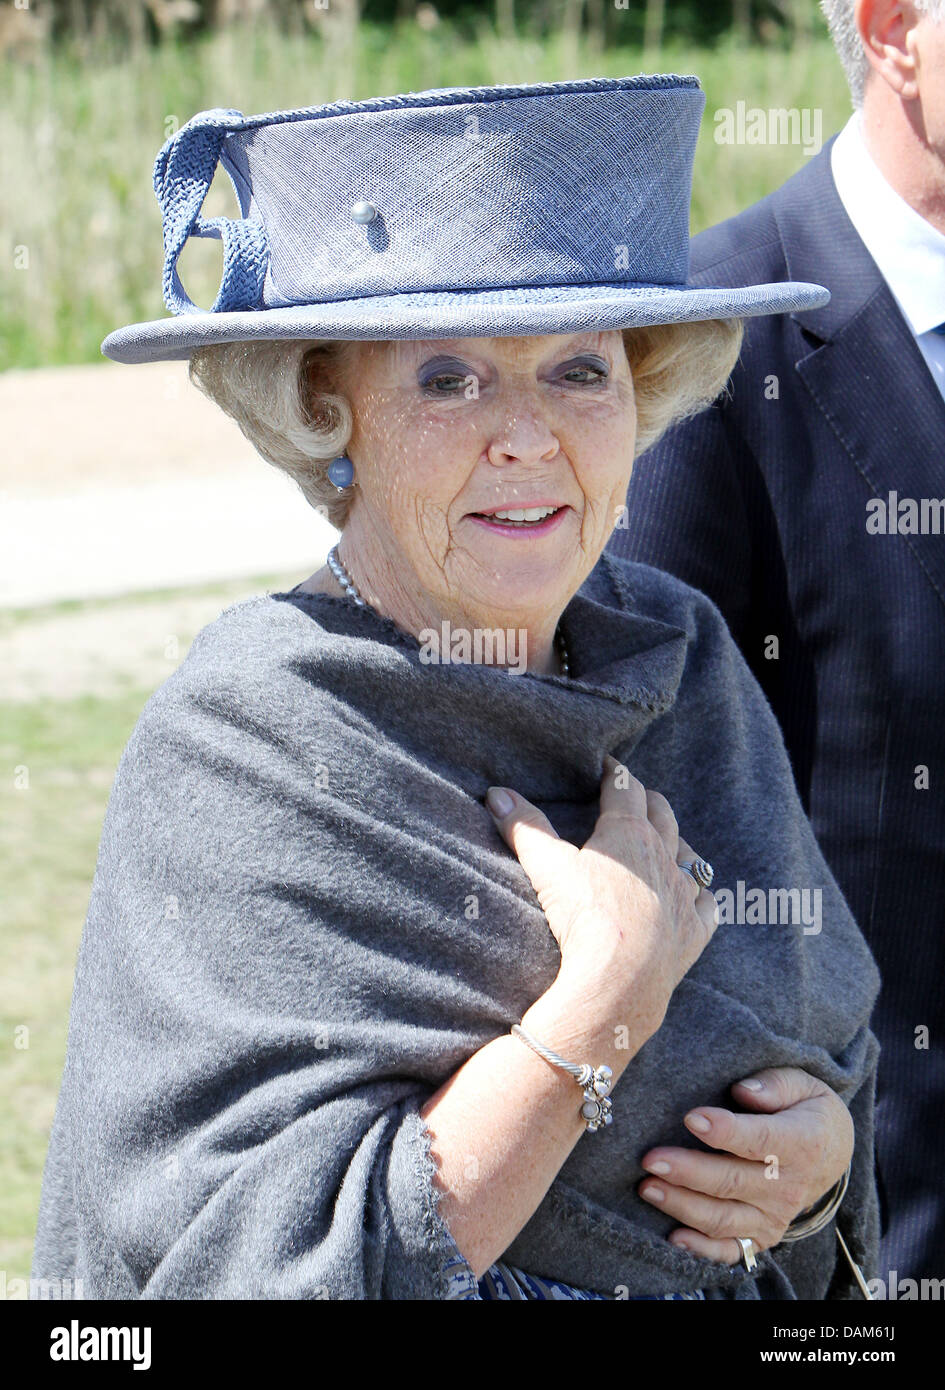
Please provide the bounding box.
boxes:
[418,359,475,395]
[558,359,609,384]
[423,373,468,394]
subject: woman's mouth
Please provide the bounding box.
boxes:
[467,504,569,537]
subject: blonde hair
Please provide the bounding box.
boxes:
[189,319,744,530]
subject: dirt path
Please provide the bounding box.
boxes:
[2,360,334,697]
[0,577,304,703]
[1,360,335,609]
[3,359,264,491]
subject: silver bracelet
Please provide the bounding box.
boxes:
[779,1164,851,1243]
[510,1023,614,1133]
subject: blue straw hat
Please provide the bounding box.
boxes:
[101,73,829,364]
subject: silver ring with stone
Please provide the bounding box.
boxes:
[679,858,714,890]
[734,1236,757,1272]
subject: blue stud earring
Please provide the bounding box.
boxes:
[327,454,355,491]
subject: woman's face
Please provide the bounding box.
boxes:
[324,331,637,626]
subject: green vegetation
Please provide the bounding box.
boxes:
[0,570,301,1287]
[2,23,851,370]
[0,689,150,1285]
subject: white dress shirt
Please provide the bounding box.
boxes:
[830,109,945,406]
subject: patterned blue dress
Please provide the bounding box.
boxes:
[441,1228,706,1301]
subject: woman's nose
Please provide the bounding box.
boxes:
[485,407,561,468]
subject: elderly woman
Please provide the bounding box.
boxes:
[32,75,879,1301]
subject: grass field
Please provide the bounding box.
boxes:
[0,688,151,1287]
[0,572,302,1289]
[1,23,852,370]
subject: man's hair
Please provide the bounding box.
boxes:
[820,0,945,107]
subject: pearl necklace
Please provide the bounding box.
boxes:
[326,544,570,678]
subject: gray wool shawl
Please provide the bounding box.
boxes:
[32,551,880,1301]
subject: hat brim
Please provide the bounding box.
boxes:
[101,279,829,364]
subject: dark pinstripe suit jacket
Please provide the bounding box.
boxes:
[609,133,945,1281]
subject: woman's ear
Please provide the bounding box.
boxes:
[301,343,339,399]
[300,342,354,426]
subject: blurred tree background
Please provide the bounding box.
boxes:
[0,0,848,368]
[1,0,825,54]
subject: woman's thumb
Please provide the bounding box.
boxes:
[485,786,566,901]
[730,1066,829,1112]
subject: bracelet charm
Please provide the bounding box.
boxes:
[511,1025,614,1134]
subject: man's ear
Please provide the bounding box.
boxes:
[857,0,921,101]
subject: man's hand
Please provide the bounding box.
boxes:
[637,1066,854,1264]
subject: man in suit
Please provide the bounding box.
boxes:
[609,0,945,1284]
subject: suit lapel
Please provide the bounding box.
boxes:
[772,139,945,613]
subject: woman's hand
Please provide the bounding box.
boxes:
[415,756,721,1278]
[637,1066,855,1263]
[486,756,719,1049]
